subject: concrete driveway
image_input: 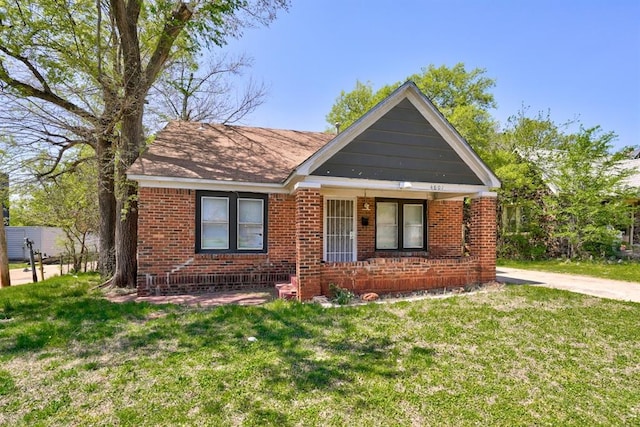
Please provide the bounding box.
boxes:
[497,267,640,303]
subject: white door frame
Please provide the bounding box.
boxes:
[323,197,358,262]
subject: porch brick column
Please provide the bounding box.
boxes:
[469,193,497,283]
[294,187,323,300]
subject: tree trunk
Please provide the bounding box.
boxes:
[0,218,10,287]
[112,105,144,288]
[113,183,138,287]
[96,136,116,277]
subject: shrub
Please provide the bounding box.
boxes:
[498,233,547,260]
[329,284,355,305]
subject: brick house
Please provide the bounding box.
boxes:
[128,81,501,299]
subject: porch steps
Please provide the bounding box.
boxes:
[275,275,298,299]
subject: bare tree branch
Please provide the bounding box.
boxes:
[148,53,267,125]
[0,49,97,123]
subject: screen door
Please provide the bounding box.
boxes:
[325,199,356,262]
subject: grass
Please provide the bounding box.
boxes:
[1,275,640,425]
[8,262,29,270]
[498,258,640,283]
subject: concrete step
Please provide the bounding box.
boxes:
[275,275,298,299]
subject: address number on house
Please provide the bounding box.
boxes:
[429,185,446,191]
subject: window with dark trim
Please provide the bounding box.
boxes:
[196,191,268,253]
[375,198,427,250]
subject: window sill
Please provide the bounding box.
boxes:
[196,252,268,260]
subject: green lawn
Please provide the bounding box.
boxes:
[1,275,639,426]
[498,259,640,283]
[8,262,29,270]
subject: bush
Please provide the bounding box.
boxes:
[329,284,355,305]
[498,233,547,260]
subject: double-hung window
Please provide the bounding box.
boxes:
[196,191,268,253]
[375,199,426,250]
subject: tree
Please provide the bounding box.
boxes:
[0,0,289,287]
[326,80,381,131]
[326,63,497,158]
[498,111,635,259]
[12,150,99,271]
[494,111,571,259]
[149,53,267,124]
[544,127,634,258]
[0,142,19,288]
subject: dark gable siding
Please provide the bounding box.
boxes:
[311,99,483,185]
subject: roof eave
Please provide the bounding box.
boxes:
[128,174,289,194]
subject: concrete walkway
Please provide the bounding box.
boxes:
[496,267,640,303]
[8,265,81,286]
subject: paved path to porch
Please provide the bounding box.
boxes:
[496,267,640,303]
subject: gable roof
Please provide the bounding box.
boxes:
[308,98,484,185]
[129,82,500,195]
[128,121,333,184]
[288,81,500,189]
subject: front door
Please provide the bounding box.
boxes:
[324,198,356,262]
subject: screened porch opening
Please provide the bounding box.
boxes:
[324,198,356,262]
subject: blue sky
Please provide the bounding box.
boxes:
[222,0,639,150]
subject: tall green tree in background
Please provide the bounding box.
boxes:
[543,127,635,258]
[0,0,289,287]
[495,112,572,258]
[326,63,498,160]
[12,149,99,271]
[497,112,635,259]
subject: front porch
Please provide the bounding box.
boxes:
[292,186,497,300]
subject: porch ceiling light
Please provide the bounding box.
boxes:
[400,181,412,189]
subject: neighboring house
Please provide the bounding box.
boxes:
[498,149,640,257]
[127,82,501,299]
[619,157,640,246]
[5,226,65,261]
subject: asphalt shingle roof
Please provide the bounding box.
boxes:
[128,121,335,183]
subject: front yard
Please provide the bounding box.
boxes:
[1,274,639,426]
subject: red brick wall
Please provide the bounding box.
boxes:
[469,196,497,282]
[354,198,463,260]
[137,188,296,295]
[320,256,481,295]
[357,197,376,260]
[428,200,463,257]
[137,188,497,298]
[294,188,323,300]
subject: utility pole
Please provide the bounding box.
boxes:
[0,172,9,287]
[0,218,10,287]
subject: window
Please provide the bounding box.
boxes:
[502,205,529,233]
[196,191,267,253]
[376,199,426,250]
